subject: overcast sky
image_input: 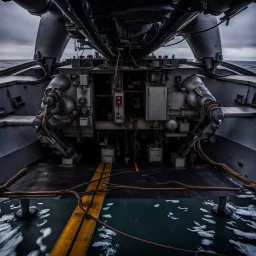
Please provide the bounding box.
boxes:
[0,1,255,61]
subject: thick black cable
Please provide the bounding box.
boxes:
[163,36,187,47]
[185,20,225,35]
[162,20,224,47]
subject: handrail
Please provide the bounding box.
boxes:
[0,61,37,77]
[220,61,256,76]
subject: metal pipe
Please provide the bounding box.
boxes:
[211,196,233,217]
[13,0,52,15]
[0,116,35,127]
[184,14,222,60]
[207,0,253,16]
[136,7,199,58]
[15,199,38,219]
[53,0,114,59]
[217,196,228,213]
[19,199,30,216]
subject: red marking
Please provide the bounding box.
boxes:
[116,96,122,105]
[207,103,217,112]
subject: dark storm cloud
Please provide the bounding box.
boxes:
[218,4,256,48]
[0,1,255,59]
[0,1,40,46]
[157,3,256,60]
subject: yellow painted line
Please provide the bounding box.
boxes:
[50,163,105,256]
[70,163,112,256]
[134,162,139,172]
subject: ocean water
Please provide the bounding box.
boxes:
[0,59,31,71]
[228,61,256,73]
[0,59,256,73]
[0,60,256,256]
[1,196,256,256]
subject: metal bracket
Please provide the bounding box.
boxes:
[7,89,24,108]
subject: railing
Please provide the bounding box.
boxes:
[220,61,256,76]
[187,60,256,76]
[0,61,38,77]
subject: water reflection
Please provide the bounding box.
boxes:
[0,198,76,256]
[0,196,256,255]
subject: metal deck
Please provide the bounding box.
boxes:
[9,157,240,198]
[7,159,242,256]
[51,163,112,256]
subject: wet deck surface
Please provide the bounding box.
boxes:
[9,156,97,192]
[107,163,240,198]
[9,157,240,198]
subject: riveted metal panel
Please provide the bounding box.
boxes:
[146,86,167,120]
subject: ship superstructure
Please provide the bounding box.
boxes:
[0,1,256,255]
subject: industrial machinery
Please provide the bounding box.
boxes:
[30,62,225,166]
[0,1,256,255]
[1,0,256,176]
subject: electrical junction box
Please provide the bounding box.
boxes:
[168,92,185,110]
[80,75,88,86]
[101,147,115,163]
[79,117,89,127]
[113,92,124,124]
[178,121,190,133]
[146,86,167,120]
[148,145,163,162]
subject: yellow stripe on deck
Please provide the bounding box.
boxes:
[50,163,112,256]
[70,163,112,256]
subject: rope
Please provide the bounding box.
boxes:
[70,170,138,190]
[105,182,242,192]
[196,140,256,192]
[0,167,28,192]
[37,106,50,137]
[0,166,238,255]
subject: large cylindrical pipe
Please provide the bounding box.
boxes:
[136,9,199,58]
[42,76,75,115]
[35,4,70,72]
[207,0,253,16]
[183,75,224,124]
[184,14,222,61]
[13,0,52,15]
[183,75,216,107]
[45,75,70,92]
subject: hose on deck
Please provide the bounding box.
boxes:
[0,167,28,192]
[0,166,241,256]
[196,140,256,192]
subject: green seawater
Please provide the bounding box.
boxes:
[0,196,256,255]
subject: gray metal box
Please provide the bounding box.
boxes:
[80,117,89,127]
[178,121,190,133]
[80,75,88,86]
[146,86,167,120]
[171,153,186,168]
[101,147,115,163]
[148,145,163,162]
[168,92,185,110]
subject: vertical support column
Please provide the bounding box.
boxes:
[211,196,232,217]
[15,199,38,219]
